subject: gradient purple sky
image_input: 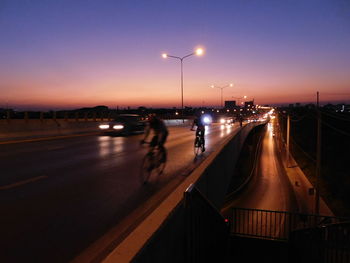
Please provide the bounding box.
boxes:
[1,0,350,110]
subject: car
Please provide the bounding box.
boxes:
[99,114,146,135]
[217,116,235,125]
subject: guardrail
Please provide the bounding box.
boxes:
[184,184,229,263]
[229,207,347,241]
[132,184,229,263]
[0,110,194,121]
[0,117,191,142]
[0,119,101,141]
[228,207,350,262]
[290,221,350,263]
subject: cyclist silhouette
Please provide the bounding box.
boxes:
[191,113,206,152]
[238,114,243,127]
[141,114,168,162]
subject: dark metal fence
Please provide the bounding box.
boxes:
[229,207,350,262]
[290,222,350,263]
[229,207,346,241]
[184,184,229,263]
[132,185,229,263]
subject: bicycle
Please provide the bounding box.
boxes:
[140,142,167,184]
[191,129,205,155]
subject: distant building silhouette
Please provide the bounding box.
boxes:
[244,101,254,108]
[224,100,236,108]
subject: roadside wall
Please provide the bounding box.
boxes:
[195,123,258,209]
[0,119,100,141]
[104,121,267,263]
[0,119,190,142]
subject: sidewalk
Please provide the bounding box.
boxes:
[275,128,334,216]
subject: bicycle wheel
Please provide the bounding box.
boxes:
[194,137,201,155]
[140,153,154,184]
[154,149,166,175]
[201,141,205,152]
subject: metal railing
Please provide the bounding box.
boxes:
[184,184,229,263]
[132,185,229,263]
[290,222,350,263]
[229,207,347,241]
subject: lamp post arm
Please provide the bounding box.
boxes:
[166,55,182,60]
[181,52,195,60]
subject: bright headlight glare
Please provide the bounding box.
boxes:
[202,116,211,124]
[220,119,225,124]
[99,124,109,129]
[113,124,124,130]
[113,125,124,130]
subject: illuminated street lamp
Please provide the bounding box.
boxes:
[211,83,233,108]
[162,47,204,121]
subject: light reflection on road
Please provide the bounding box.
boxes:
[220,124,235,137]
[220,124,225,137]
[267,122,274,138]
[98,136,126,158]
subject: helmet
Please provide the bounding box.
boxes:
[194,110,202,118]
[147,113,156,121]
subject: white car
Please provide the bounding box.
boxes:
[99,114,146,135]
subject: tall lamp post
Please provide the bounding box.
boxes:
[162,48,204,122]
[211,83,233,108]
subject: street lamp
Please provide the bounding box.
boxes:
[211,83,233,108]
[162,47,204,122]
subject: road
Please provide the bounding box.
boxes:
[228,120,298,211]
[0,123,239,263]
[222,119,298,238]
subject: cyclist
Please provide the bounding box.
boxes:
[141,114,168,162]
[191,113,205,152]
[238,114,243,127]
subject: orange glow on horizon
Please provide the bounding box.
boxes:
[1,68,350,109]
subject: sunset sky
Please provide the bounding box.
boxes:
[1,0,350,110]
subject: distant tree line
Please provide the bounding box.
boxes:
[0,104,263,120]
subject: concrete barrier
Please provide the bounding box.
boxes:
[0,118,191,142]
[103,121,267,263]
[163,119,191,126]
[195,122,261,209]
[0,119,101,141]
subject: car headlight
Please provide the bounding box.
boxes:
[220,118,226,124]
[113,125,124,130]
[99,124,109,129]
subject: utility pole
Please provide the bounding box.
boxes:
[286,114,290,167]
[315,91,321,215]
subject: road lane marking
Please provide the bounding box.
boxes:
[0,176,48,190]
[0,132,100,145]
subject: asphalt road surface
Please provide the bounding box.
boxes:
[222,119,298,238]
[228,121,298,211]
[0,123,239,263]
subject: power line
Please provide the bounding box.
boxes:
[322,120,350,137]
[290,137,316,163]
[290,112,316,122]
[321,92,350,96]
[321,111,350,122]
